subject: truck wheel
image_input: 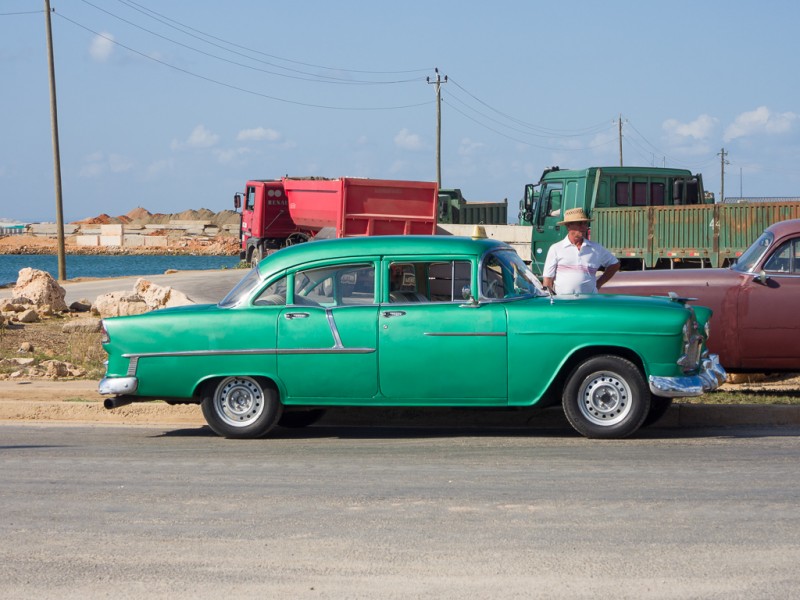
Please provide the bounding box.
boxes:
[285,232,309,246]
[250,246,263,267]
[201,376,282,439]
[562,355,648,439]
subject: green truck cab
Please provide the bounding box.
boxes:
[520,167,708,273]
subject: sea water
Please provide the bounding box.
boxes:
[0,254,241,287]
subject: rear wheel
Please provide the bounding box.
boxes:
[562,355,649,439]
[201,376,282,439]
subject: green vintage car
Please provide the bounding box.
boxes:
[99,235,726,439]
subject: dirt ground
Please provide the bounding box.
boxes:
[2,300,800,426]
[1,314,205,425]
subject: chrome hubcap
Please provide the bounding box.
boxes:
[579,372,632,426]
[214,377,264,427]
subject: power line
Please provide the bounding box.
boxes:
[443,98,616,151]
[0,9,45,16]
[446,87,613,141]
[55,12,434,111]
[448,76,612,137]
[117,0,432,76]
[78,0,425,85]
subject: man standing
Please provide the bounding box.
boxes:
[542,208,620,295]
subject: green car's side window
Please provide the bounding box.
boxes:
[386,260,471,303]
[294,263,375,307]
[428,261,471,302]
[252,276,287,306]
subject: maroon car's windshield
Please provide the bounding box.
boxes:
[733,231,774,273]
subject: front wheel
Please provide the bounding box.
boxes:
[201,376,282,439]
[562,355,649,439]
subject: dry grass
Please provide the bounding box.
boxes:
[0,318,105,379]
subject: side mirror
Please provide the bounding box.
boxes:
[233,193,242,210]
[754,270,770,285]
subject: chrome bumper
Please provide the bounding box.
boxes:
[648,354,727,398]
[98,377,139,396]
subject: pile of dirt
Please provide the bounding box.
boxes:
[70,207,240,228]
[72,213,122,225]
[124,207,152,221]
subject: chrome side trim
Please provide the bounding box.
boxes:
[126,356,139,377]
[325,308,344,349]
[649,354,727,398]
[423,332,507,337]
[121,347,375,359]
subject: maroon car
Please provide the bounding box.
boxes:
[602,218,800,373]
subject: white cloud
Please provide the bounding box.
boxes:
[662,114,718,140]
[237,127,282,142]
[145,158,175,179]
[215,147,251,165]
[458,138,484,156]
[89,33,114,62]
[79,152,133,178]
[79,161,104,179]
[171,125,220,150]
[394,128,425,151]
[723,106,797,142]
[388,159,408,174]
[108,153,134,173]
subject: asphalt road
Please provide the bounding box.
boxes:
[1,423,798,599]
[0,268,246,305]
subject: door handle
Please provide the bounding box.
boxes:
[382,310,406,318]
[284,312,310,320]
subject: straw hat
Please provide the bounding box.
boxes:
[558,207,592,225]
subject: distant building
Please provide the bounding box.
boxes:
[0,221,28,235]
[722,197,800,204]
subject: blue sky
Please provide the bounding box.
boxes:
[2,0,799,223]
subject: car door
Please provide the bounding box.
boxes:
[378,259,508,405]
[277,262,379,402]
[738,238,800,369]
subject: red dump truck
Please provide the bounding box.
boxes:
[234,177,439,263]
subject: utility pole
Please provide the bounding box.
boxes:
[718,147,729,203]
[618,113,624,167]
[427,68,447,187]
[44,0,66,280]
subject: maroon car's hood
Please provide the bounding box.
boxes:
[602,268,744,295]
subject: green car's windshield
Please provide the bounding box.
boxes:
[732,231,774,273]
[219,267,263,308]
[481,250,545,300]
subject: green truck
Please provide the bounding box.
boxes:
[519,166,800,273]
[438,188,508,225]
